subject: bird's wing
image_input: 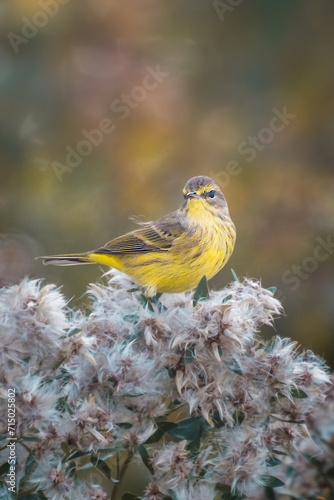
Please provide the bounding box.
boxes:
[95,212,185,255]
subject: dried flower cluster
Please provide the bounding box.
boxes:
[0,272,332,499]
[273,374,334,499]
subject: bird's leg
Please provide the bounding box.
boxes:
[150,295,167,313]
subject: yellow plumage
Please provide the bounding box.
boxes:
[38,176,236,296]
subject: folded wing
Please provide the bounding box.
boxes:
[95,212,185,255]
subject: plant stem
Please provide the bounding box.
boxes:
[110,450,134,500]
[264,487,276,500]
[116,451,120,480]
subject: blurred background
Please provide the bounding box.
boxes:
[0,0,333,366]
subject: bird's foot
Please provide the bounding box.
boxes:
[150,295,167,313]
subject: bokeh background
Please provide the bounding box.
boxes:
[1,0,333,366]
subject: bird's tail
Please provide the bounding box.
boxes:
[36,253,95,266]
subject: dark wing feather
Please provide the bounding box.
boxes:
[95,211,185,255]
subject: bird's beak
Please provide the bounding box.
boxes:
[185,191,199,199]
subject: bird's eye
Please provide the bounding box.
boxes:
[208,190,215,198]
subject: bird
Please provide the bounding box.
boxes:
[37,176,236,297]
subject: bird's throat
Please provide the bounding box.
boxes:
[183,200,221,229]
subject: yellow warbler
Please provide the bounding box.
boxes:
[38,176,236,296]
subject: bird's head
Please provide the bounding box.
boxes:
[181,176,230,222]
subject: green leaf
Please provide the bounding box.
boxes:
[122,494,138,500]
[138,445,154,475]
[305,454,322,468]
[167,399,183,412]
[124,314,139,324]
[259,475,285,488]
[78,461,95,471]
[18,441,32,454]
[166,490,179,500]
[0,461,10,475]
[20,435,43,443]
[78,459,95,470]
[90,455,119,483]
[271,415,305,424]
[97,447,126,454]
[263,487,277,500]
[188,471,213,481]
[231,269,240,282]
[56,396,73,415]
[28,427,40,434]
[271,449,287,456]
[211,411,226,428]
[19,453,38,490]
[138,294,154,313]
[221,493,247,500]
[167,416,202,441]
[144,428,165,444]
[261,416,270,429]
[184,344,196,365]
[96,454,117,461]
[52,356,66,370]
[128,330,144,343]
[61,441,70,456]
[215,483,247,499]
[167,367,176,379]
[266,456,283,467]
[17,496,43,500]
[63,450,90,462]
[193,276,209,306]
[222,294,232,304]
[156,421,178,432]
[290,388,308,399]
[117,423,133,429]
[233,410,245,425]
[121,330,144,351]
[267,287,277,294]
[66,327,81,337]
[272,378,287,386]
[227,358,243,375]
[264,336,277,353]
[66,460,76,478]
[186,420,204,455]
[56,396,68,411]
